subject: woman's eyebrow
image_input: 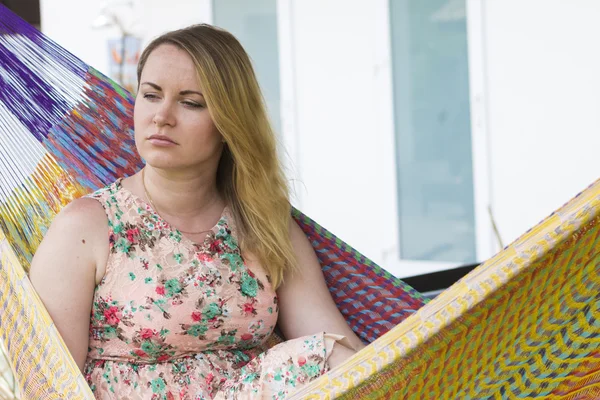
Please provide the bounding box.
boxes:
[140,81,161,90]
[140,82,203,97]
[180,90,204,97]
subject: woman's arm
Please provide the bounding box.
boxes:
[276,218,365,368]
[29,198,109,372]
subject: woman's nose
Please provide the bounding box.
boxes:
[153,103,175,127]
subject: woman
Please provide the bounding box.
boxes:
[29,24,364,399]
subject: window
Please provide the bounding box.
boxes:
[390,0,476,263]
[212,0,281,135]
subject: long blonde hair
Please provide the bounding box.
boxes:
[137,24,295,288]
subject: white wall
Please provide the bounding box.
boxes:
[40,0,114,75]
[484,0,600,245]
[285,0,400,270]
[137,0,212,47]
[40,0,212,76]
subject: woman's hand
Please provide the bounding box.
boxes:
[327,341,357,370]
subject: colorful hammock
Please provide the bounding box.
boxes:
[2,5,600,399]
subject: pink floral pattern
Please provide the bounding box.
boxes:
[83,179,337,399]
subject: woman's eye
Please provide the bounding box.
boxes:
[182,101,204,109]
[143,93,159,100]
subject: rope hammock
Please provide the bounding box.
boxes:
[2,5,600,399]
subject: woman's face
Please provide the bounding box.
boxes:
[134,44,223,172]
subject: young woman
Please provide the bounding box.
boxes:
[29,24,363,399]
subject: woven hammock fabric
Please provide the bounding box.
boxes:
[291,178,600,398]
[0,6,426,398]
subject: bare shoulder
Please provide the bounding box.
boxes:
[288,216,315,266]
[53,197,108,236]
[288,216,308,246]
[31,197,109,284]
[57,196,107,223]
[280,216,321,286]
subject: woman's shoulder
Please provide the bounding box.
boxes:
[52,197,108,235]
[51,180,122,237]
[52,197,110,283]
[80,179,129,220]
[55,179,121,224]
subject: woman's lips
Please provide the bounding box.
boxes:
[148,135,178,146]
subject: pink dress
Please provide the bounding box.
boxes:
[83,179,341,399]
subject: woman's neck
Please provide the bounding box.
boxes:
[140,165,224,221]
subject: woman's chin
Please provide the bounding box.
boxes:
[140,154,184,170]
[138,147,219,172]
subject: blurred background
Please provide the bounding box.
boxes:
[4,0,600,281]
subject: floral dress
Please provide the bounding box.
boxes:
[83,179,342,399]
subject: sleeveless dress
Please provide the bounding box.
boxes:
[83,179,342,399]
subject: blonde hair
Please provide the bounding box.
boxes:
[137,24,295,288]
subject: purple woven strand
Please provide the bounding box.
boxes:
[0,4,88,142]
[0,5,88,75]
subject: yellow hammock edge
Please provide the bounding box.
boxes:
[0,230,94,399]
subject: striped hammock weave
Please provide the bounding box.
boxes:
[2,5,600,399]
